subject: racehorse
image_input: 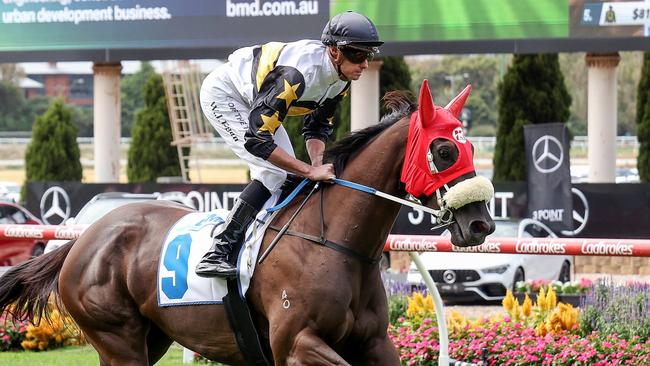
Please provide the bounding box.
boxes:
[0,81,494,365]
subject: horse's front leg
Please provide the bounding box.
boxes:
[283,327,351,366]
[350,335,400,366]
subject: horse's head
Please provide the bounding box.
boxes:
[401,80,495,247]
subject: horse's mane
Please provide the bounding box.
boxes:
[324,90,417,175]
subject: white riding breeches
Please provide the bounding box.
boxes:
[200,64,295,193]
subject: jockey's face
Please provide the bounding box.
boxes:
[329,46,370,81]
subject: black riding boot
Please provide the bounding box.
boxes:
[195,198,258,278]
[195,180,271,278]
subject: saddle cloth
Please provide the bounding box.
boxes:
[157,194,279,307]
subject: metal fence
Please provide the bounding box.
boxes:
[0,135,640,150]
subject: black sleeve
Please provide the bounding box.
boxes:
[244,65,306,160]
[302,82,350,142]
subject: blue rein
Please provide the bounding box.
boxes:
[266,178,374,213]
[267,178,442,219]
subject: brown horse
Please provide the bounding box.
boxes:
[0,82,494,365]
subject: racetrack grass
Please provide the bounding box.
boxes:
[0,344,191,365]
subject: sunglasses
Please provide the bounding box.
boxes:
[340,47,374,64]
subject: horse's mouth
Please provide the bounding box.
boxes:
[447,221,490,247]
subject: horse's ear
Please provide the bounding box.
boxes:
[445,84,472,118]
[418,79,436,126]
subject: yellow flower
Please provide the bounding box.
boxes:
[546,286,557,310]
[405,292,436,325]
[536,287,547,310]
[424,293,434,310]
[512,298,522,321]
[522,294,533,317]
[556,303,579,330]
[20,299,85,351]
[502,290,515,312]
[406,292,424,318]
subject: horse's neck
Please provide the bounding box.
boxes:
[343,121,407,195]
[324,121,408,258]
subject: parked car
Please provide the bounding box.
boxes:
[44,192,161,254]
[0,199,47,265]
[406,218,573,303]
[0,181,21,203]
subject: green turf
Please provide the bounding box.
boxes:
[332,0,568,41]
[0,344,188,366]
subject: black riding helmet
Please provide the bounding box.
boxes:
[321,11,383,53]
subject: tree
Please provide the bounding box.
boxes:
[24,99,82,183]
[637,53,650,182]
[0,81,29,131]
[0,64,24,84]
[408,55,501,135]
[492,54,571,182]
[127,74,181,182]
[121,62,156,137]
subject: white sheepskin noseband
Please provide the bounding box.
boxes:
[441,176,494,210]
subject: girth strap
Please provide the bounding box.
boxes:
[267,226,380,265]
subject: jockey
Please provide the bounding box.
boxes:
[196,11,384,278]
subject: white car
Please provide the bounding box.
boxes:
[0,181,21,203]
[44,192,163,254]
[406,218,573,303]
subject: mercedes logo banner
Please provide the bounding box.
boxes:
[23,181,650,240]
[524,123,573,232]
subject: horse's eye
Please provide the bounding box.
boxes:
[438,148,451,160]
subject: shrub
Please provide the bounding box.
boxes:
[515,278,592,295]
[0,314,28,351]
[637,52,650,182]
[390,318,650,365]
[502,287,580,336]
[493,54,571,182]
[20,306,84,351]
[383,274,426,325]
[24,99,82,187]
[405,292,437,329]
[579,280,650,341]
[127,74,182,182]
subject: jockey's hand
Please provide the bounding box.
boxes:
[307,163,336,182]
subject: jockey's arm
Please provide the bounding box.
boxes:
[306,139,325,167]
[302,82,350,168]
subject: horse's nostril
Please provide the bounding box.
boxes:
[470,220,490,235]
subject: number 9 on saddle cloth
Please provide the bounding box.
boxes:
[157,177,306,306]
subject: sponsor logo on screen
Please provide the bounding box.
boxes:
[226,0,319,17]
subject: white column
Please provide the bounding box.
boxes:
[586,53,619,183]
[92,62,122,183]
[351,60,382,131]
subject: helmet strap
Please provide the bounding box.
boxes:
[328,46,349,81]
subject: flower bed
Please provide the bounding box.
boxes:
[390,281,650,365]
[0,302,84,352]
[514,278,592,307]
[390,319,650,365]
[0,315,28,351]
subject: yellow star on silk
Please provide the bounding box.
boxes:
[276,79,300,109]
[258,111,282,134]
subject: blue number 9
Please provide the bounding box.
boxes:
[161,233,192,299]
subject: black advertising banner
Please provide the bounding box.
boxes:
[25,181,650,239]
[524,123,573,232]
[26,181,247,225]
